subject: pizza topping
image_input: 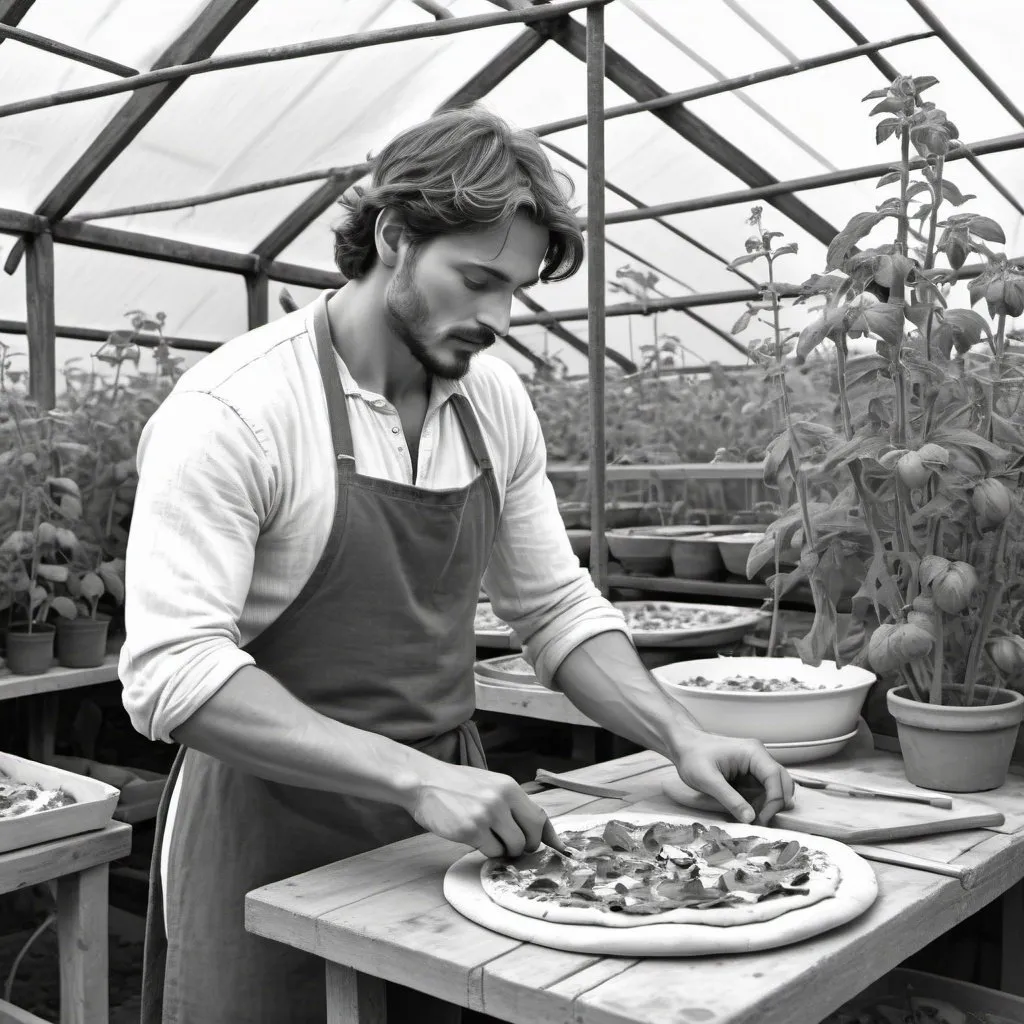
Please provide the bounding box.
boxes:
[488,819,831,918]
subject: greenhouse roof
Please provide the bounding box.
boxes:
[0,0,1022,389]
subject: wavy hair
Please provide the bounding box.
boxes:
[332,107,584,282]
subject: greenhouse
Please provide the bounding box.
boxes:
[0,0,1023,1022]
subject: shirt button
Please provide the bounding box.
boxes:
[373,399,384,408]
[391,426,400,434]
[398,446,404,452]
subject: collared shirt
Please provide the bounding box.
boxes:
[119,293,628,743]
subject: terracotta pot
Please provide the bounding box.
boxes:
[56,614,111,669]
[887,685,1024,792]
[5,623,56,676]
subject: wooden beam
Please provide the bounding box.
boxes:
[0,0,34,52]
[500,332,552,371]
[51,219,256,273]
[26,0,261,227]
[438,29,546,110]
[0,0,608,121]
[515,289,635,372]
[25,231,55,409]
[0,23,138,77]
[254,28,548,263]
[499,0,840,248]
[252,168,367,262]
[246,273,269,330]
[264,260,341,290]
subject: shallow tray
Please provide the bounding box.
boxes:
[614,600,765,648]
[0,751,119,854]
[474,654,539,686]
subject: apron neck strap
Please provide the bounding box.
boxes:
[313,293,356,463]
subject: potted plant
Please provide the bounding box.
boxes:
[734,73,1024,792]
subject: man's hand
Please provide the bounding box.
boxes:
[407,761,553,858]
[674,734,795,825]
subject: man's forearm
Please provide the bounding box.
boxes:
[552,631,703,758]
[171,665,437,808]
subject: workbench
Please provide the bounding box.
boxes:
[246,750,1024,1024]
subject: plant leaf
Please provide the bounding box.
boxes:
[826,211,891,272]
[940,180,976,207]
[968,216,1005,243]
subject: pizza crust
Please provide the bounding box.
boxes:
[443,813,878,957]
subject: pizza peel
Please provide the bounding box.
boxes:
[660,775,1004,844]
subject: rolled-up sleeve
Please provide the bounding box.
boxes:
[482,379,630,689]
[119,391,273,742]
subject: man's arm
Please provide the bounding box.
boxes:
[120,390,554,857]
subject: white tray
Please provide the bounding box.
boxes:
[0,751,119,854]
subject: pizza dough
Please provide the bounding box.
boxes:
[479,818,840,929]
[444,813,878,957]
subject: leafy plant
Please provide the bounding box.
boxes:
[734,73,1024,706]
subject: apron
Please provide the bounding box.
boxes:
[140,294,501,1024]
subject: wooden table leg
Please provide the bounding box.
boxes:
[325,964,386,1024]
[27,694,58,764]
[1001,878,1024,995]
[56,864,109,1024]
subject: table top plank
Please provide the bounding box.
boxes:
[0,822,132,895]
[475,677,600,727]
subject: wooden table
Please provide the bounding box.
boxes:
[246,750,1024,1024]
[0,822,131,1024]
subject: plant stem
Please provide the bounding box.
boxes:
[930,607,945,704]
[984,312,1007,442]
[767,538,782,658]
[962,518,1011,707]
[831,330,854,441]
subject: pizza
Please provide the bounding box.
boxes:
[617,603,749,632]
[683,674,828,692]
[481,818,840,929]
[0,769,76,819]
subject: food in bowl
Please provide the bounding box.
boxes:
[474,605,512,634]
[684,673,830,693]
[652,657,876,744]
[0,769,77,819]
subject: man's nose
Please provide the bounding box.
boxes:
[477,295,511,338]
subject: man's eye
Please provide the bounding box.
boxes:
[463,278,487,291]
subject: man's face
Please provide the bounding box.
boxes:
[384,211,549,380]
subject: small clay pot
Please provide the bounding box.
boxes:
[56,614,111,669]
[5,623,56,676]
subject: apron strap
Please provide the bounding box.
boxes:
[449,392,502,521]
[312,293,356,465]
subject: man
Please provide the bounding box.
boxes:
[121,106,793,1024]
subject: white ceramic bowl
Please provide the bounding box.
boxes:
[764,730,859,765]
[651,656,876,744]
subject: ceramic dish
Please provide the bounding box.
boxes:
[474,654,538,686]
[763,730,860,766]
[473,602,519,650]
[0,752,119,854]
[652,656,876,744]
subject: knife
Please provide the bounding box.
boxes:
[790,772,954,809]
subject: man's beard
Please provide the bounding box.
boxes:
[385,252,494,380]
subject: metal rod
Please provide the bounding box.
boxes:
[812,0,1024,216]
[586,2,607,595]
[538,139,759,289]
[531,30,933,138]
[510,286,804,328]
[0,22,138,77]
[0,0,610,120]
[594,130,1024,226]
[66,163,370,223]
[0,318,220,352]
[903,0,1024,130]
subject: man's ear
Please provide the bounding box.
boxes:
[375,209,405,269]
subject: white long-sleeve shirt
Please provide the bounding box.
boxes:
[119,293,628,743]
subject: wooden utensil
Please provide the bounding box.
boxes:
[534,769,630,801]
